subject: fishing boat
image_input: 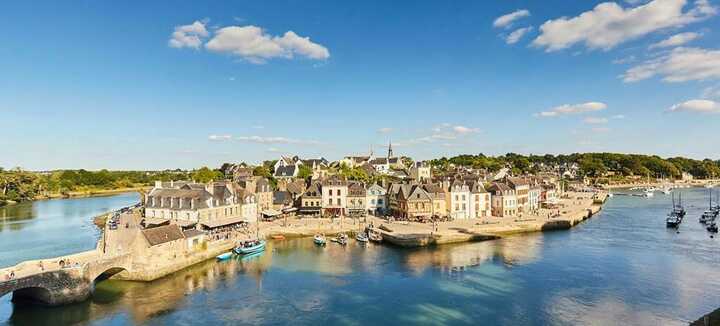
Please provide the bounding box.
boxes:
[355,232,369,243]
[700,211,716,224]
[666,213,681,228]
[216,252,233,260]
[234,239,266,255]
[671,193,686,219]
[708,222,719,233]
[314,234,327,246]
[368,228,383,243]
[270,234,286,240]
[331,233,348,245]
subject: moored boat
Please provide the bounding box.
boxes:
[332,233,348,245]
[234,239,266,255]
[355,232,369,243]
[314,234,327,246]
[368,228,382,242]
[707,222,718,233]
[216,252,233,260]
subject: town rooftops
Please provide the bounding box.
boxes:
[274,165,297,177]
[322,175,347,186]
[506,177,530,188]
[142,225,185,246]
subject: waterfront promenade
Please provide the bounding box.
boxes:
[260,191,607,247]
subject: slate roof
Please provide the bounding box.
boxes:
[348,182,367,197]
[142,225,185,246]
[274,165,297,177]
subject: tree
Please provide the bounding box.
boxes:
[192,167,223,183]
[253,166,272,178]
[298,165,313,179]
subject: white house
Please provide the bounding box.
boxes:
[366,183,388,215]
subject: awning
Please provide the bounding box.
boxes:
[262,209,282,217]
[201,216,248,229]
[143,218,170,226]
[282,207,298,213]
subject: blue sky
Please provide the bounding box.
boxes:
[1,0,719,170]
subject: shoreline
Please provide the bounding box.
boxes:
[1,187,146,207]
[262,191,607,248]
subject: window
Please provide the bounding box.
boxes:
[371,199,376,204]
[337,189,341,196]
[378,199,383,204]
[337,198,341,205]
[328,199,332,205]
[462,195,466,201]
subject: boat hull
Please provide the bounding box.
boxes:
[234,241,266,255]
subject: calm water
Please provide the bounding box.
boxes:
[1,189,720,325]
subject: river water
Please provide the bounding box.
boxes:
[1,189,719,325]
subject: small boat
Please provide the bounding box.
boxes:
[708,222,719,233]
[368,229,383,243]
[666,213,681,228]
[216,252,233,260]
[314,234,327,246]
[355,233,369,243]
[270,235,286,240]
[331,233,348,245]
[644,190,654,198]
[234,240,266,255]
[700,211,716,224]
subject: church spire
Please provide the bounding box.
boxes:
[387,140,393,159]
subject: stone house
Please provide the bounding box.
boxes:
[487,182,517,217]
[346,182,367,218]
[506,177,530,213]
[321,175,348,217]
[144,181,241,228]
[299,182,322,216]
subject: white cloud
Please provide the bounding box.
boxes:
[452,125,480,134]
[532,0,716,52]
[169,21,209,49]
[622,47,720,82]
[583,117,609,124]
[505,26,534,44]
[266,147,281,153]
[205,26,329,64]
[649,31,701,49]
[493,9,531,28]
[208,134,232,141]
[378,127,393,133]
[612,114,626,119]
[536,102,608,117]
[235,135,320,144]
[667,99,720,113]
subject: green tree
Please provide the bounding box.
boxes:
[192,167,223,183]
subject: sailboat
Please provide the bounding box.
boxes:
[699,189,718,224]
[235,212,266,255]
[667,193,683,228]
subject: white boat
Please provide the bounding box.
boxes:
[355,233,369,243]
[705,184,715,189]
[644,190,654,198]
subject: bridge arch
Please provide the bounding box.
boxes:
[91,267,128,286]
[9,286,54,305]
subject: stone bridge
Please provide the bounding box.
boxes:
[0,251,133,306]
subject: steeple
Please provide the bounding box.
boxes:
[387,140,394,159]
